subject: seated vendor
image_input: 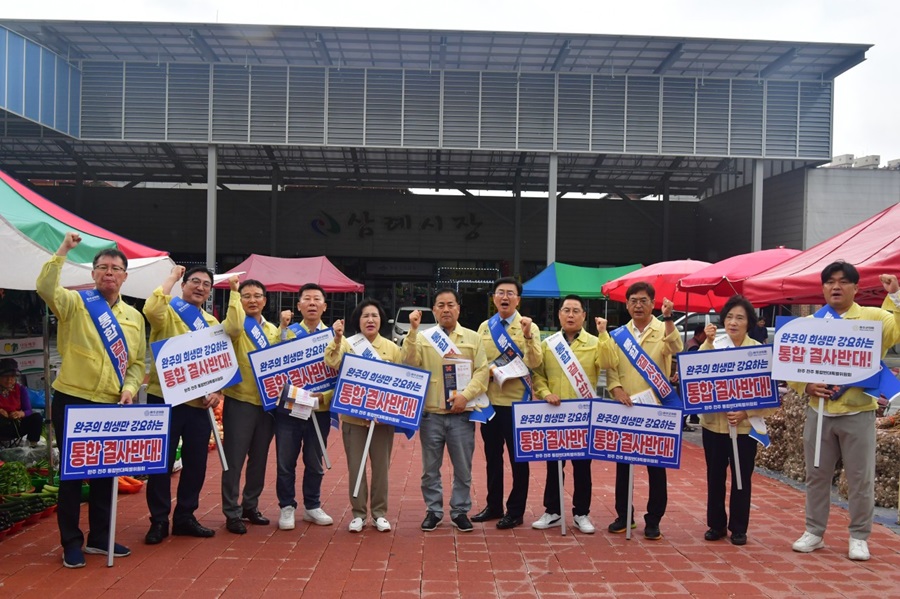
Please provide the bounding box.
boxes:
[0,358,42,447]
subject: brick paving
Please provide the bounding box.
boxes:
[2,431,900,598]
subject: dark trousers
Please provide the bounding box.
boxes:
[51,391,114,550]
[146,395,212,526]
[275,410,331,510]
[702,427,757,535]
[614,462,667,527]
[220,396,275,519]
[0,412,43,443]
[543,459,592,516]
[480,404,529,518]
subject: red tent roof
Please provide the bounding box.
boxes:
[742,203,900,306]
[214,254,364,293]
[0,170,167,259]
[601,259,727,312]
[677,247,800,298]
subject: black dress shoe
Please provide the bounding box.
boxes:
[496,514,524,530]
[471,507,503,523]
[242,509,270,525]
[730,532,747,546]
[421,512,441,531]
[226,517,247,535]
[173,518,215,538]
[704,528,727,541]
[144,522,168,545]
[451,514,473,532]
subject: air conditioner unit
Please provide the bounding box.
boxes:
[853,155,881,169]
[827,154,854,168]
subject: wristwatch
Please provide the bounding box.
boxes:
[661,315,674,321]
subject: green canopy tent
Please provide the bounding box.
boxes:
[521,262,643,298]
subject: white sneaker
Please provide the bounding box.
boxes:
[531,513,562,530]
[348,517,364,533]
[848,538,870,561]
[792,531,825,553]
[278,506,295,530]
[574,514,596,534]
[303,507,334,526]
[375,517,391,532]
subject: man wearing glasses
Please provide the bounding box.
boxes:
[402,289,489,532]
[606,282,681,541]
[472,277,542,530]
[37,232,146,568]
[142,265,222,545]
[221,275,292,534]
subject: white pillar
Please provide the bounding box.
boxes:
[206,144,217,272]
[751,160,764,251]
[547,153,558,265]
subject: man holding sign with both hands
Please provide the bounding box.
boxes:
[37,232,146,568]
[142,265,222,545]
[788,262,900,561]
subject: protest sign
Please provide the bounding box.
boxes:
[331,353,430,431]
[151,324,241,406]
[248,328,337,411]
[60,404,171,480]
[677,345,779,414]
[587,400,682,469]
[512,399,591,462]
[772,317,881,385]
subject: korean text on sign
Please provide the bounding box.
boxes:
[61,404,171,480]
[587,400,681,469]
[512,400,592,462]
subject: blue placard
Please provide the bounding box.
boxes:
[60,404,171,480]
[511,399,591,462]
[587,399,682,469]
[330,353,430,431]
[247,328,337,411]
[676,345,780,415]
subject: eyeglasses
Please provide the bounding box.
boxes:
[627,298,652,306]
[94,264,125,274]
[94,264,126,273]
[241,293,265,300]
[187,277,212,289]
[494,290,518,298]
[560,308,584,315]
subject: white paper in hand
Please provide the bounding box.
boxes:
[284,384,320,420]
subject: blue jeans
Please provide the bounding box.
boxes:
[275,410,331,510]
[419,412,475,519]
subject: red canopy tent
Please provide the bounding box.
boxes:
[742,203,900,306]
[677,247,800,299]
[213,254,364,293]
[601,259,727,312]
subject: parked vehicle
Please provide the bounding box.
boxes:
[389,306,437,344]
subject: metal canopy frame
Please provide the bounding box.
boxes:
[0,20,866,194]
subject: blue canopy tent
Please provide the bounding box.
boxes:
[522,262,643,298]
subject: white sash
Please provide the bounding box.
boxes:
[545,331,596,399]
[347,333,380,360]
[422,327,461,357]
[422,326,488,409]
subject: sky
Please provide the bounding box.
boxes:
[3,0,898,165]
